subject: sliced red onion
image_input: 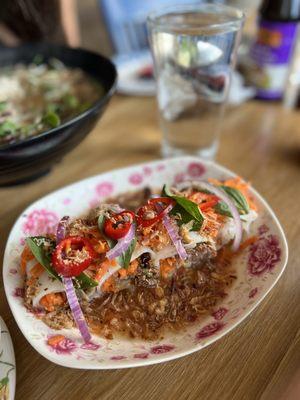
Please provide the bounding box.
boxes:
[153,201,186,260]
[57,216,91,343]
[62,277,91,343]
[106,223,136,260]
[56,216,69,243]
[186,180,242,252]
[162,215,187,260]
[97,264,122,291]
[162,202,175,216]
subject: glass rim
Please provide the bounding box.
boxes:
[147,2,245,32]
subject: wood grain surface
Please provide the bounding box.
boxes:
[0,96,299,400]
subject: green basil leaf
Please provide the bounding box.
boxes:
[98,213,105,231]
[213,186,250,217]
[220,186,250,215]
[25,237,59,280]
[170,204,202,231]
[214,202,233,218]
[25,237,97,290]
[162,185,204,231]
[75,273,98,289]
[117,237,137,269]
[173,196,204,222]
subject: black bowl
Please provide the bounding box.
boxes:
[0,43,117,186]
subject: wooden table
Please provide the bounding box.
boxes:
[0,96,299,400]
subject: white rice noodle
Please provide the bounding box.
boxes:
[131,245,155,261]
[217,210,258,248]
[217,218,236,249]
[152,245,178,267]
[131,244,177,267]
[96,265,122,293]
[92,244,178,296]
[95,243,178,292]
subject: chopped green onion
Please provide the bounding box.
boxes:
[0,121,17,137]
[46,103,61,113]
[63,94,79,109]
[42,111,61,128]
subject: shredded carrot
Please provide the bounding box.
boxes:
[92,239,108,254]
[47,335,65,346]
[140,221,171,250]
[118,269,127,279]
[94,258,117,282]
[40,293,65,312]
[224,177,249,190]
[118,259,138,279]
[20,246,34,275]
[208,178,222,186]
[102,276,116,292]
[208,177,257,211]
[29,263,44,278]
[189,192,220,217]
[160,258,176,279]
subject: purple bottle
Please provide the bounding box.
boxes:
[251,0,300,100]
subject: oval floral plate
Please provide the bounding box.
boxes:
[3,156,288,369]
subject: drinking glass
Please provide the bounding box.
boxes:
[147,3,244,159]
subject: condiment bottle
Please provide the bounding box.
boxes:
[250,0,300,100]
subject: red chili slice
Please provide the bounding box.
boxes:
[104,210,135,240]
[52,236,96,277]
[199,195,219,211]
[137,197,175,228]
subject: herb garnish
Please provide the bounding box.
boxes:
[118,237,137,269]
[63,94,79,109]
[0,121,17,137]
[162,185,204,231]
[26,237,58,279]
[42,111,61,128]
[98,214,136,269]
[214,186,250,217]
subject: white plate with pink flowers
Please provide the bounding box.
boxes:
[3,156,288,369]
